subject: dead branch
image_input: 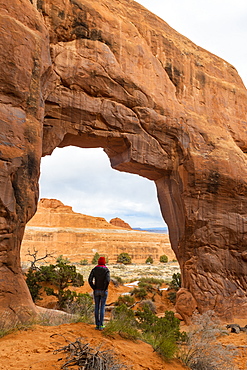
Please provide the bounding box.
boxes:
[26,247,53,269]
[129,300,142,309]
[54,337,129,369]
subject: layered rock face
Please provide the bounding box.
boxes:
[1,0,247,323]
[21,199,174,265]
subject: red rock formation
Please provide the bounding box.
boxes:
[0,0,51,324]
[28,198,119,229]
[109,217,132,230]
[1,0,247,324]
[21,199,174,265]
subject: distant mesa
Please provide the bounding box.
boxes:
[109,217,132,230]
[21,198,175,265]
[28,198,120,229]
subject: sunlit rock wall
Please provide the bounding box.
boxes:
[21,199,174,265]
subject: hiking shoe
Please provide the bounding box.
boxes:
[99,325,105,331]
[95,326,100,330]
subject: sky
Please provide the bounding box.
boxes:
[39,0,247,229]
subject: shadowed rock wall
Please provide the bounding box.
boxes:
[1,0,247,323]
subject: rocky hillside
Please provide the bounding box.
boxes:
[21,199,175,265]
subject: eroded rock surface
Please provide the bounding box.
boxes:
[1,0,247,323]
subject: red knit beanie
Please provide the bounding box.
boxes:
[98,256,106,265]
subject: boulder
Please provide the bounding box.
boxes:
[1,0,247,324]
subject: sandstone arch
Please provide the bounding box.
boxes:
[1,0,247,324]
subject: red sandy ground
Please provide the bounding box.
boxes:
[0,323,187,370]
[0,282,246,369]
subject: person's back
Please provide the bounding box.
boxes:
[88,257,110,330]
[89,264,110,291]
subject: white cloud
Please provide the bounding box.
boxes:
[39,147,165,228]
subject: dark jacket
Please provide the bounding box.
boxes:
[88,265,110,291]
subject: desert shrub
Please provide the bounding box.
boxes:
[57,255,71,264]
[138,281,154,292]
[105,305,187,360]
[111,276,124,287]
[167,291,177,304]
[130,287,147,299]
[159,254,168,263]
[168,272,181,291]
[80,259,88,265]
[167,272,181,304]
[137,278,164,299]
[65,293,94,323]
[139,299,156,313]
[26,257,84,309]
[136,308,187,359]
[104,304,139,340]
[25,249,55,302]
[25,268,43,302]
[92,253,108,264]
[115,295,135,307]
[117,252,132,264]
[45,287,79,310]
[145,255,154,264]
[178,311,237,370]
[91,252,100,264]
[139,277,164,285]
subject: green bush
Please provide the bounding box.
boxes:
[167,291,177,304]
[138,281,154,292]
[115,295,135,307]
[130,287,147,299]
[117,252,132,265]
[57,255,71,264]
[104,304,187,361]
[168,273,181,291]
[91,252,100,264]
[137,278,164,299]
[139,277,164,285]
[167,273,181,304]
[25,268,43,302]
[104,304,139,340]
[139,299,156,313]
[80,259,88,265]
[136,308,186,359]
[111,276,124,287]
[159,254,168,263]
[26,257,84,309]
[92,253,108,264]
[145,255,154,264]
[66,293,94,323]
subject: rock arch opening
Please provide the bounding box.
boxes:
[21,145,175,266]
[1,0,247,326]
[39,146,166,230]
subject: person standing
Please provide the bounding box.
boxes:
[88,256,110,330]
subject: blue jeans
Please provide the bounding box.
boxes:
[93,290,108,327]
